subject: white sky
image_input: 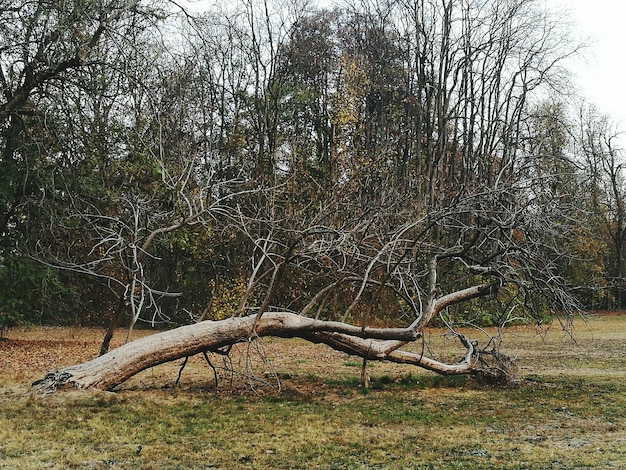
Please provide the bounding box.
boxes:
[556,0,626,129]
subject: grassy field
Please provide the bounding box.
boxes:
[0,314,625,469]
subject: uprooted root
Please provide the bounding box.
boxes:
[471,349,519,386]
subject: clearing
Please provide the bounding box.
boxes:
[0,314,625,469]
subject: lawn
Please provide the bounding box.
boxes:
[0,314,624,469]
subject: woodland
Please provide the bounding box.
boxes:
[1,0,625,390]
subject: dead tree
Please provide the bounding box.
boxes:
[34,181,577,392]
[31,0,582,392]
[33,283,496,392]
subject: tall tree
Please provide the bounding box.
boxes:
[577,105,626,309]
[0,0,165,326]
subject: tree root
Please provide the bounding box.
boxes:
[471,349,519,386]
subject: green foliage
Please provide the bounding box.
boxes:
[0,0,618,332]
[0,253,78,327]
[0,254,39,327]
[0,310,21,339]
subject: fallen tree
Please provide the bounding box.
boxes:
[31,176,579,392]
[31,179,579,392]
[34,281,501,392]
[28,0,582,394]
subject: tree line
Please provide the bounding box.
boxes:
[1,0,624,349]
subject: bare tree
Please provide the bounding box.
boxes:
[48,172,251,355]
[34,169,579,391]
[0,0,156,240]
[576,105,626,309]
[39,39,260,353]
[0,0,186,329]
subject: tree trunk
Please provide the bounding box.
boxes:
[33,311,480,392]
[99,297,127,356]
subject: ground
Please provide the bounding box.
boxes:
[0,314,625,469]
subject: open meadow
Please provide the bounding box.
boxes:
[0,314,625,469]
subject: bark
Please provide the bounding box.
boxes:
[99,297,128,357]
[33,311,478,392]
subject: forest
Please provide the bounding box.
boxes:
[1,0,625,385]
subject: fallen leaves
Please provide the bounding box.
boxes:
[0,328,126,384]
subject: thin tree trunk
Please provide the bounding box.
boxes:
[99,297,127,357]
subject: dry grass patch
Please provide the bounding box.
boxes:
[0,314,625,469]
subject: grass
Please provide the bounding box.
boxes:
[0,315,625,469]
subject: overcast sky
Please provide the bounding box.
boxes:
[553,0,626,129]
